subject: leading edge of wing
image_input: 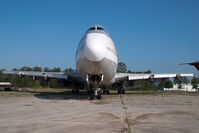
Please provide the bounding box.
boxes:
[2,71,79,80]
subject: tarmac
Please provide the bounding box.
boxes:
[0,91,199,133]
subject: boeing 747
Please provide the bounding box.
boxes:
[3,25,193,99]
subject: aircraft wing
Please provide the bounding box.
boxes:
[2,71,81,81]
[114,73,194,82]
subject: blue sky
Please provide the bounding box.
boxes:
[0,0,199,75]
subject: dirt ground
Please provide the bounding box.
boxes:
[0,90,199,133]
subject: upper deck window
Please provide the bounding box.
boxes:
[97,27,104,30]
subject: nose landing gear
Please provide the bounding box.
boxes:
[90,88,102,100]
[86,74,103,100]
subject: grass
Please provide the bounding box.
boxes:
[120,95,125,105]
[0,91,34,96]
[125,117,132,133]
[24,104,33,106]
[31,88,70,93]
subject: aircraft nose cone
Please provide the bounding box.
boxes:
[84,36,106,62]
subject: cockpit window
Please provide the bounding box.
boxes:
[87,25,109,36]
[97,27,104,30]
[89,27,96,30]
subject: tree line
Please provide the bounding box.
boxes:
[11,66,75,73]
[117,62,152,73]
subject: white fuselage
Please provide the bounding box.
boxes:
[76,26,118,85]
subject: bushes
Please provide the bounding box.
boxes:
[164,80,173,88]
[191,77,199,89]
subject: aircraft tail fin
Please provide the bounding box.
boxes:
[180,61,199,71]
[192,63,199,71]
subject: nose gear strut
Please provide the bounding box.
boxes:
[86,74,103,100]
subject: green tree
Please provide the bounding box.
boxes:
[164,80,173,88]
[68,67,75,72]
[26,67,33,71]
[136,71,143,74]
[127,70,133,73]
[117,62,127,73]
[50,79,57,88]
[40,80,49,88]
[33,66,42,72]
[32,80,41,88]
[51,67,61,72]
[12,68,18,71]
[156,80,166,90]
[64,68,69,72]
[19,66,29,71]
[140,80,156,91]
[174,77,183,89]
[191,77,199,89]
[44,67,50,72]
[174,77,183,84]
[174,77,189,85]
[174,77,190,89]
[183,77,190,84]
[64,67,75,73]
[144,70,152,74]
[19,66,33,71]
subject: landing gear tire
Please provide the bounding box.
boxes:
[90,92,95,100]
[76,89,79,94]
[97,92,102,99]
[118,90,121,94]
[118,89,125,94]
[72,89,79,94]
[103,89,110,94]
[87,90,91,94]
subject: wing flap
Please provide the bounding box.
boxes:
[128,73,194,80]
[115,73,194,81]
[128,75,150,80]
[2,71,70,80]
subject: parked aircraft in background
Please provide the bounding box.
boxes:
[180,61,199,71]
[3,25,193,99]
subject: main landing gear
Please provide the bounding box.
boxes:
[118,89,125,94]
[72,88,79,94]
[116,82,126,94]
[103,88,110,94]
[72,83,80,94]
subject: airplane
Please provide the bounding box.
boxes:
[180,61,199,71]
[3,25,194,99]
